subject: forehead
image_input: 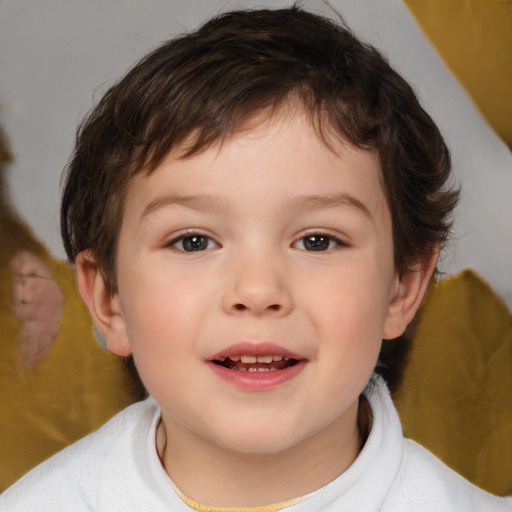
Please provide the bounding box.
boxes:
[125,109,387,222]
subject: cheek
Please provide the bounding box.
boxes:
[322,270,391,329]
[308,265,391,363]
[125,297,200,408]
[120,267,216,373]
[122,258,211,326]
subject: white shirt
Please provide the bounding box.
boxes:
[1,376,510,511]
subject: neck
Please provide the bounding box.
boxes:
[158,399,367,508]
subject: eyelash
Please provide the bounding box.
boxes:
[293,232,346,252]
[167,233,218,252]
[166,231,346,253]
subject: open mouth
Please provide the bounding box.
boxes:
[213,355,299,372]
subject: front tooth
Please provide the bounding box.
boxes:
[256,355,273,364]
[240,355,257,363]
[272,355,283,362]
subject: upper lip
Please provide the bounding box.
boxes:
[209,342,305,362]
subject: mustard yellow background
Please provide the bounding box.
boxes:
[405,0,512,149]
[395,270,512,496]
[0,134,144,490]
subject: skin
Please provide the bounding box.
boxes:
[77,109,436,507]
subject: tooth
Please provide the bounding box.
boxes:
[218,357,226,362]
[256,355,273,364]
[284,357,289,361]
[238,367,248,372]
[229,355,241,362]
[248,367,257,372]
[272,355,283,362]
[241,355,257,363]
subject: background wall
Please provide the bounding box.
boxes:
[405,0,511,149]
[1,0,510,309]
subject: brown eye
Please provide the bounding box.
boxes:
[300,235,335,251]
[174,235,212,251]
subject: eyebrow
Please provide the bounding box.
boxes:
[141,194,230,219]
[283,193,374,221]
[141,192,373,222]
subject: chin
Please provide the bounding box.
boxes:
[207,422,307,456]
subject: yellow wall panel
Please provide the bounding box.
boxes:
[405,0,512,148]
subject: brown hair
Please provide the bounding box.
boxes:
[61,6,458,391]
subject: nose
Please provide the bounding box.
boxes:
[221,250,294,317]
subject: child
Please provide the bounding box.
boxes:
[1,6,510,511]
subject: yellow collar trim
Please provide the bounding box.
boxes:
[174,485,304,512]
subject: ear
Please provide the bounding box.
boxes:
[75,251,132,356]
[383,249,438,340]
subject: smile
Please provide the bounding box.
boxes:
[208,343,306,390]
[213,355,299,372]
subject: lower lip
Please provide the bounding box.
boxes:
[207,360,307,391]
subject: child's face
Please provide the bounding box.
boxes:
[96,110,413,456]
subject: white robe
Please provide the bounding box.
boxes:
[1,376,510,511]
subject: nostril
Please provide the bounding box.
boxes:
[232,303,281,312]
